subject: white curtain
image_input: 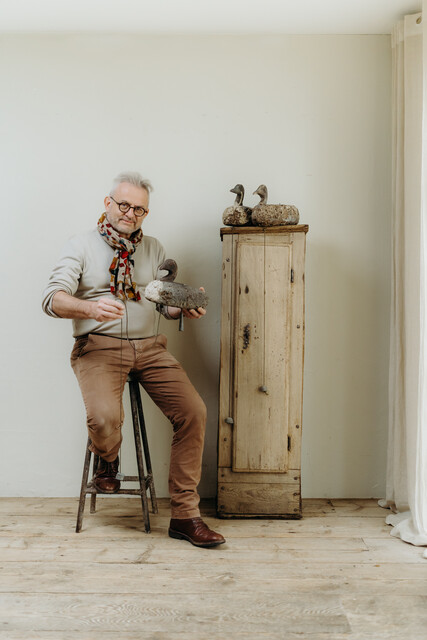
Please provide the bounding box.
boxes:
[380,10,427,552]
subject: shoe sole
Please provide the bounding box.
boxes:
[168,528,225,548]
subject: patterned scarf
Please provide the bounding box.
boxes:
[97,212,143,301]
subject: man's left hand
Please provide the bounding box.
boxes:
[182,306,206,319]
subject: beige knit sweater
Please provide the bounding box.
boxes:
[42,229,172,338]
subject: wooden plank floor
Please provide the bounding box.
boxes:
[0,498,426,639]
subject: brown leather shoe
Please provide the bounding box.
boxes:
[93,456,120,494]
[169,517,225,548]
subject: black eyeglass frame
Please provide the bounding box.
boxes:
[110,195,148,217]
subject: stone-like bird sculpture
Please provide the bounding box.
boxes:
[144,259,209,310]
[251,185,300,226]
[222,184,252,226]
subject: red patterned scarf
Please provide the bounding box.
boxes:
[97,212,143,301]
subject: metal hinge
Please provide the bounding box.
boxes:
[288,435,291,451]
[290,269,294,283]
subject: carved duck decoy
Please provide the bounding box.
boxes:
[144,259,209,310]
[251,185,300,226]
[222,184,252,226]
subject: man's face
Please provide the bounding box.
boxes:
[104,182,149,239]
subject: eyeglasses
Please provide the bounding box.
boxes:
[110,196,148,217]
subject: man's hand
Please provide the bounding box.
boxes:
[182,306,206,319]
[52,291,125,321]
[91,297,125,322]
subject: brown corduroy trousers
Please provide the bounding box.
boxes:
[70,333,206,519]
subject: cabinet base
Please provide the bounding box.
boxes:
[217,476,301,518]
[216,511,302,520]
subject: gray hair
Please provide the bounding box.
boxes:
[110,172,153,198]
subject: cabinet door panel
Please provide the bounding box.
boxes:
[232,239,292,472]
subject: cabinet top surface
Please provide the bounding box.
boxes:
[220,224,309,238]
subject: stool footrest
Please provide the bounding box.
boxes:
[93,489,155,496]
[121,474,154,483]
[86,474,153,486]
[84,488,154,496]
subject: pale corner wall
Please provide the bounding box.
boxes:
[0,34,391,499]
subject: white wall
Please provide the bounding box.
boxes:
[0,34,391,498]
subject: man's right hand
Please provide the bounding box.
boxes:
[91,297,125,322]
[51,291,125,321]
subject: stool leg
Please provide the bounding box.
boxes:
[90,454,99,514]
[76,438,92,533]
[134,382,158,514]
[129,380,151,533]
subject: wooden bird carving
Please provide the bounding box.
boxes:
[251,185,300,226]
[144,259,209,310]
[222,184,252,226]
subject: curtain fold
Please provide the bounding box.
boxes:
[380,11,427,551]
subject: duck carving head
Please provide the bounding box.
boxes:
[158,259,178,282]
[253,184,268,205]
[230,184,245,206]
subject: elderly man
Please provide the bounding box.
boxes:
[42,171,225,548]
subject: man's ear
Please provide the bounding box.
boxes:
[104,196,111,209]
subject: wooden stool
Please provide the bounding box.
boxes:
[76,373,158,533]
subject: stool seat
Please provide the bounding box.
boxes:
[76,373,158,533]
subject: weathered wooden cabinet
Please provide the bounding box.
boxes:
[217,225,308,518]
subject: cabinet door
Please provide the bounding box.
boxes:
[232,235,293,473]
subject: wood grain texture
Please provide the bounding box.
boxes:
[218,234,234,469]
[218,229,306,516]
[0,496,386,517]
[0,513,399,539]
[217,482,300,517]
[218,467,300,484]
[220,225,309,237]
[1,498,426,639]
[0,592,350,634]
[287,232,305,473]
[232,239,291,473]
